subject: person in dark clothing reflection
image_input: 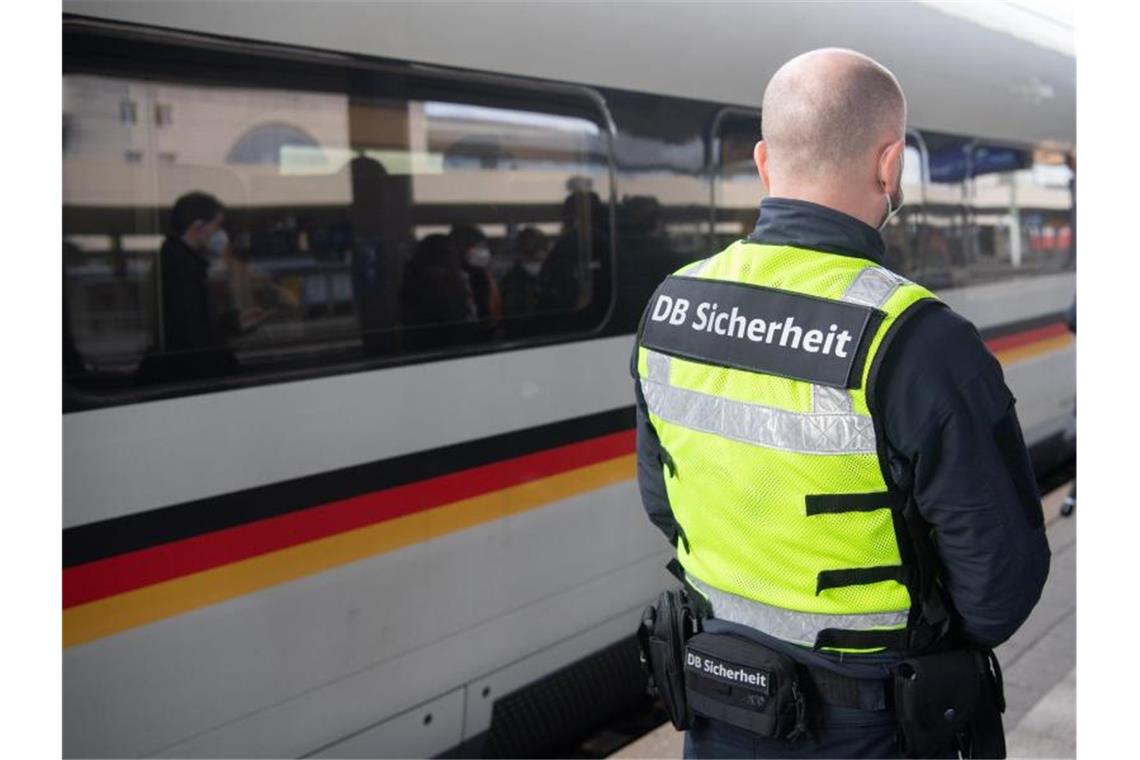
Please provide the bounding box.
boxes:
[139,192,263,383]
[450,224,502,324]
[501,226,549,317]
[541,190,608,312]
[400,233,476,350]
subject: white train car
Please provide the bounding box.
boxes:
[62,2,1075,757]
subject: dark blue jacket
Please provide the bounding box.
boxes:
[632,198,1051,661]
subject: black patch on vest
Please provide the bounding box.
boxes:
[640,275,881,389]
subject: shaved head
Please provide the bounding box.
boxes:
[761,48,906,183]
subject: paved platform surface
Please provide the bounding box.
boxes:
[612,483,1077,759]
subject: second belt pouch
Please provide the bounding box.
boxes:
[893,648,1005,758]
[683,631,805,738]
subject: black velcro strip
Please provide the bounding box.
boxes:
[816,566,906,595]
[805,491,901,516]
[813,627,909,652]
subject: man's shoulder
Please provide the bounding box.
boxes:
[898,300,985,351]
[875,300,1006,419]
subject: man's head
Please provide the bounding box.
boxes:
[450,224,491,269]
[755,48,907,229]
[170,192,227,254]
[516,227,549,263]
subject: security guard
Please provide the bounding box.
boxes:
[633,49,1050,758]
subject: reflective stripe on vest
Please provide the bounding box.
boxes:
[642,368,877,454]
[687,573,908,648]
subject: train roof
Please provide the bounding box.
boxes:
[64,0,1075,149]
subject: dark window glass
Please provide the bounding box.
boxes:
[63,31,613,405]
[710,109,763,251]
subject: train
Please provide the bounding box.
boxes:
[62,2,1075,757]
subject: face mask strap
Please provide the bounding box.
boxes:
[878,151,904,231]
[878,192,898,232]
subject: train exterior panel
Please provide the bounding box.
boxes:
[62,3,1075,757]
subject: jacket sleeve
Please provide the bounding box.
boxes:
[878,304,1052,648]
[631,339,681,547]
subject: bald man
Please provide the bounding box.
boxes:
[633,50,1048,758]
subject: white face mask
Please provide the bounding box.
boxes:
[465,245,492,268]
[206,228,229,257]
[522,261,543,278]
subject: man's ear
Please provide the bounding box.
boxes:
[754,140,770,192]
[879,138,906,195]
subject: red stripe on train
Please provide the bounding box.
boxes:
[984,321,1069,354]
[63,430,635,608]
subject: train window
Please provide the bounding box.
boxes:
[975,147,1074,276]
[63,28,613,406]
[964,143,1037,282]
[880,133,927,280]
[710,109,764,251]
[905,133,1075,290]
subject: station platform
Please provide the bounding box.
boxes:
[611,482,1077,759]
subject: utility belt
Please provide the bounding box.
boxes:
[636,587,1007,758]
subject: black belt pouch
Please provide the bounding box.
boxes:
[638,590,694,730]
[894,648,1006,758]
[683,632,806,738]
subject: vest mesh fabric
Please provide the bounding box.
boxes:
[638,241,936,623]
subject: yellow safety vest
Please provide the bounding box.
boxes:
[636,240,948,652]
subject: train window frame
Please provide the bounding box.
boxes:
[62,16,619,412]
[707,106,763,253]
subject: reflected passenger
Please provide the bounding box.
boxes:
[450,224,502,322]
[501,227,549,317]
[614,195,678,328]
[138,192,263,383]
[400,234,476,350]
[541,191,608,311]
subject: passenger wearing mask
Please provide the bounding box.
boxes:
[501,226,549,317]
[450,224,502,322]
[139,192,262,382]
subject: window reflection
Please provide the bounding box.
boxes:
[711,110,764,251]
[880,140,926,278]
[63,64,611,395]
[878,133,1074,289]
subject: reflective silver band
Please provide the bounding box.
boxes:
[688,574,909,648]
[645,348,671,385]
[842,266,906,308]
[642,376,876,454]
[685,256,715,277]
[811,385,854,414]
